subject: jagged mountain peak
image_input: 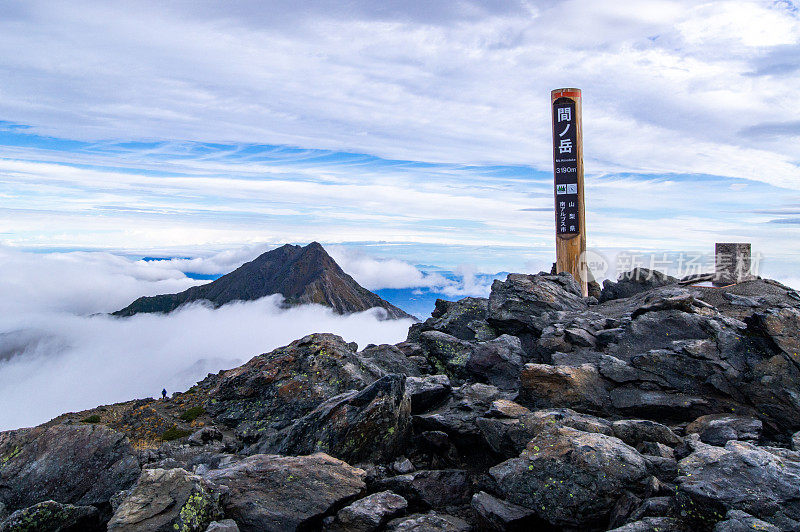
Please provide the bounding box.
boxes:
[113,242,414,319]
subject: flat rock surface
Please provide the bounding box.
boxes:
[676,440,800,528]
[203,453,366,532]
[0,424,140,512]
[491,426,649,528]
[385,512,471,531]
[0,500,99,532]
[108,467,223,532]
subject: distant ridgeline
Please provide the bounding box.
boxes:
[113,242,414,320]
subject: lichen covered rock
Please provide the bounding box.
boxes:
[0,424,140,512]
[108,467,223,532]
[203,453,366,531]
[676,440,800,529]
[203,333,387,442]
[260,374,411,464]
[490,426,649,528]
[0,500,99,532]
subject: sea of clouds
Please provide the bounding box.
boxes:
[2,242,795,431]
[0,246,416,430]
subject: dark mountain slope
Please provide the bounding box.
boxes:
[113,242,414,319]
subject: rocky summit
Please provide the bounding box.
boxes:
[4,268,800,531]
[113,242,414,320]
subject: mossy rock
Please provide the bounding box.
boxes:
[161,427,192,441]
[0,500,98,531]
[179,406,205,423]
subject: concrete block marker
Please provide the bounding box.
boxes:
[714,243,753,285]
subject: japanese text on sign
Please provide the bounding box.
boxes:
[553,98,579,235]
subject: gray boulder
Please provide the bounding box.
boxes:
[477,407,613,459]
[108,468,223,532]
[599,293,800,434]
[385,512,471,531]
[331,491,407,532]
[600,269,678,303]
[393,459,415,475]
[607,517,683,531]
[260,375,410,464]
[405,375,451,414]
[488,273,587,335]
[611,419,682,448]
[484,399,531,419]
[630,290,699,319]
[204,453,365,531]
[628,496,675,523]
[609,388,709,420]
[753,307,800,356]
[0,424,140,512]
[490,426,649,528]
[465,335,524,390]
[676,440,800,528]
[375,469,471,509]
[407,298,492,342]
[521,407,615,435]
[608,296,714,360]
[420,332,525,390]
[712,510,781,532]
[413,383,503,451]
[637,441,675,460]
[419,331,474,383]
[358,344,422,377]
[685,414,762,446]
[607,491,643,530]
[203,333,385,442]
[187,427,223,447]
[518,363,610,414]
[470,491,540,531]
[564,327,597,347]
[643,454,678,483]
[205,520,240,532]
[0,500,98,532]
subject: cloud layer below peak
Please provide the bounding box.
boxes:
[0,246,415,430]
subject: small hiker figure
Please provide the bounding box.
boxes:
[162,388,167,400]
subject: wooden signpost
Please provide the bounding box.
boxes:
[551,88,587,297]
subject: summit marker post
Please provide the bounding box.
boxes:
[551,88,587,297]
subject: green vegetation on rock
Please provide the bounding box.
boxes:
[161,426,192,441]
[179,406,205,422]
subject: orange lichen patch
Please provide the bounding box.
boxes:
[277,379,307,398]
[44,386,216,449]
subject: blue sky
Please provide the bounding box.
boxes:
[0,0,799,287]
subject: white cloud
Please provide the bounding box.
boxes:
[156,243,275,275]
[0,300,412,431]
[0,247,413,430]
[438,264,499,298]
[327,245,447,289]
[0,246,203,315]
[327,246,503,296]
[678,2,797,47]
[0,1,799,262]
[0,0,796,183]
